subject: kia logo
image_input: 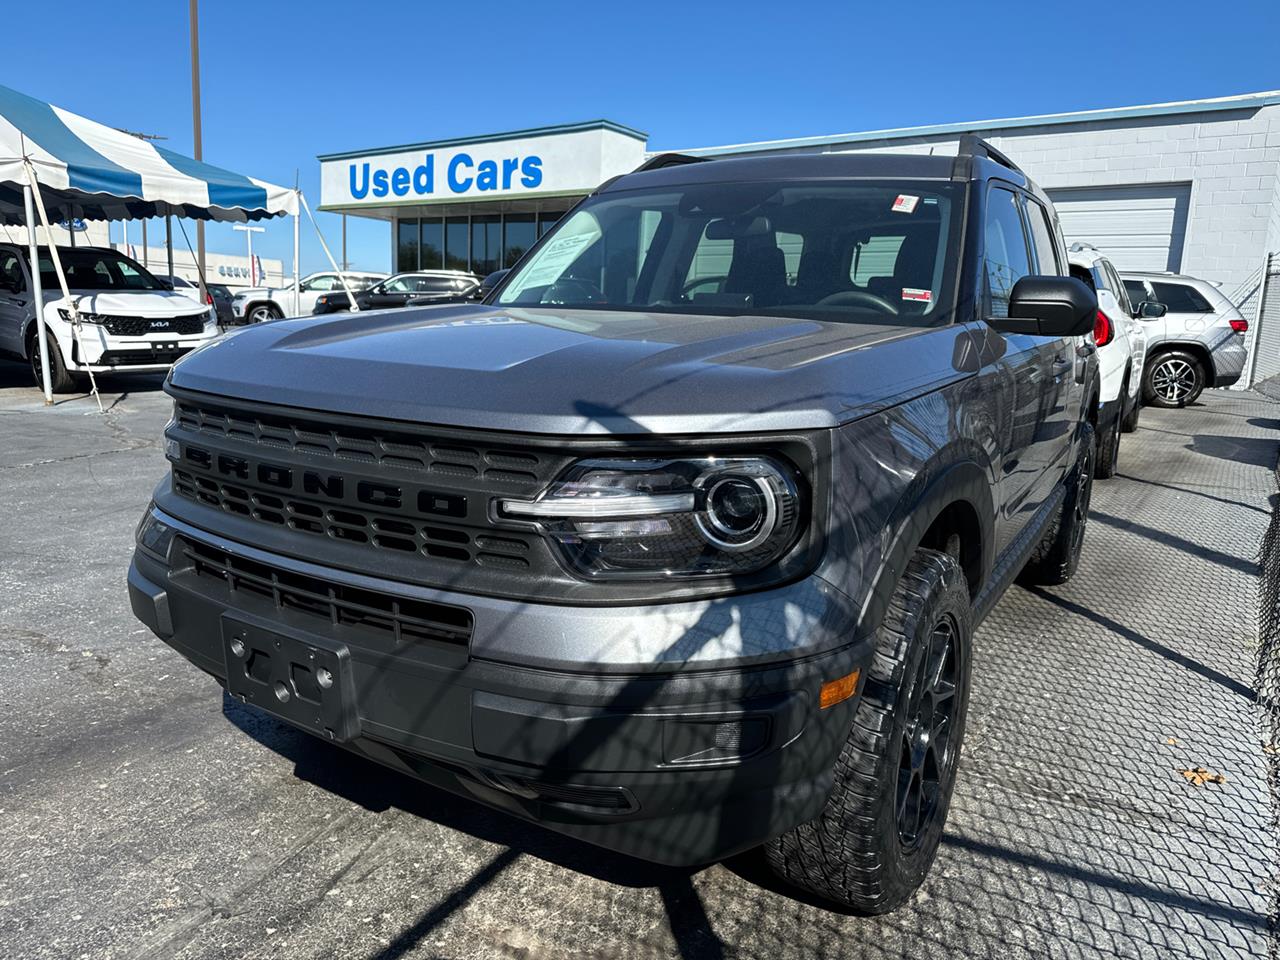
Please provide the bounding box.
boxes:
[149,320,171,330]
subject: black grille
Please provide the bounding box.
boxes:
[98,314,206,337]
[98,347,193,366]
[179,537,473,647]
[174,401,544,484]
[171,467,533,569]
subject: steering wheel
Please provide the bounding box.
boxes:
[815,290,900,316]
[540,277,607,305]
[682,276,728,299]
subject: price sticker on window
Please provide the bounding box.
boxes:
[891,194,920,214]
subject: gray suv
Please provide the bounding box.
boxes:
[129,140,1099,913]
[1121,271,1249,407]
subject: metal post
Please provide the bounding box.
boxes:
[189,0,206,302]
[234,224,264,284]
[292,207,300,317]
[23,183,52,404]
[342,214,348,271]
[141,219,148,269]
[121,219,128,257]
[166,215,174,278]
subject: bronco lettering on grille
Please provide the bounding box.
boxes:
[181,443,466,517]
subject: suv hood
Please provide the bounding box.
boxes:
[48,289,209,317]
[170,304,974,434]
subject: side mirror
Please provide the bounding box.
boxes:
[158,278,173,290]
[991,275,1097,337]
[1136,300,1167,319]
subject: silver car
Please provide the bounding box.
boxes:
[1120,271,1249,407]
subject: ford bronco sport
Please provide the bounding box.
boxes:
[129,137,1099,913]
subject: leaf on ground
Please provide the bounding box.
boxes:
[1179,767,1226,787]
[1263,743,1278,755]
[1164,737,1179,746]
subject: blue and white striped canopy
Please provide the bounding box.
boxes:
[0,82,297,225]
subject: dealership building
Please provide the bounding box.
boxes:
[319,90,1280,318]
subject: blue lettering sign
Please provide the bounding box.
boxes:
[521,156,543,189]
[349,162,370,199]
[391,167,410,196]
[371,168,390,198]
[448,153,474,193]
[413,156,433,194]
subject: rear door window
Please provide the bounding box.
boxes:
[1123,279,1149,307]
[1150,281,1214,314]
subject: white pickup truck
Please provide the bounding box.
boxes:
[0,243,219,392]
[231,270,386,323]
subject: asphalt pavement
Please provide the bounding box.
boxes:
[0,361,1275,960]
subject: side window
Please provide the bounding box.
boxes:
[1150,281,1213,314]
[984,187,1033,317]
[307,275,337,292]
[1024,199,1061,275]
[1104,261,1133,315]
[1123,279,1149,308]
[0,252,24,292]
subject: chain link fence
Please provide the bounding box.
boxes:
[1249,252,1280,387]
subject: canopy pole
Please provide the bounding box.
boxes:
[166,215,174,278]
[292,203,300,317]
[299,191,359,312]
[22,182,53,404]
[24,161,103,413]
[141,220,148,269]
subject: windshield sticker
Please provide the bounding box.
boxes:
[892,194,920,214]
[902,287,933,303]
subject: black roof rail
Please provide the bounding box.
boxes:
[633,152,709,173]
[957,134,1023,175]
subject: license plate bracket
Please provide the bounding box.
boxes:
[222,617,360,742]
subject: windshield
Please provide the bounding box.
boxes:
[497,180,963,325]
[37,250,167,292]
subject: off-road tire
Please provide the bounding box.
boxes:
[1120,393,1141,433]
[1094,401,1121,480]
[765,549,973,914]
[27,325,76,394]
[1144,349,1204,408]
[1020,422,1095,585]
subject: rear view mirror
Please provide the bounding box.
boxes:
[1136,300,1167,319]
[991,276,1097,337]
[705,215,772,240]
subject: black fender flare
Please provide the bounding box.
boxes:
[854,452,995,639]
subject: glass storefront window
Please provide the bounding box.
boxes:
[420,219,443,270]
[538,212,562,237]
[503,214,537,269]
[472,215,501,277]
[396,219,419,271]
[445,217,469,272]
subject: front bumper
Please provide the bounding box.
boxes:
[128,506,867,866]
[63,322,217,372]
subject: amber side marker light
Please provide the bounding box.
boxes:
[819,668,861,709]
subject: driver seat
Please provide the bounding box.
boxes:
[724,237,787,308]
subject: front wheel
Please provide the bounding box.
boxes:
[1144,350,1204,408]
[1120,393,1141,433]
[27,326,76,394]
[766,549,972,914]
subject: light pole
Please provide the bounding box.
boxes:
[189,0,206,299]
[234,224,265,284]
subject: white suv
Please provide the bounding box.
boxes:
[1067,244,1155,478]
[231,271,386,323]
[1120,271,1249,408]
[0,244,218,393]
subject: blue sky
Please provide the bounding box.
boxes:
[5,0,1278,275]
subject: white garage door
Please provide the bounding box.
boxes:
[1047,183,1192,273]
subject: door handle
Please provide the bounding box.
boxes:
[1051,355,1073,377]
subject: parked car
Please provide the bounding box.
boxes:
[1121,271,1249,407]
[159,273,204,302]
[131,139,1099,914]
[0,245,218,392]
[232,270,386,322]
[1067,244,1157,476]
[206,282,236,326]
[313,271,479,315]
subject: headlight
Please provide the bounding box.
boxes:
[500,456,804,580]
[317,295,328,304]
[57,308,105,323]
